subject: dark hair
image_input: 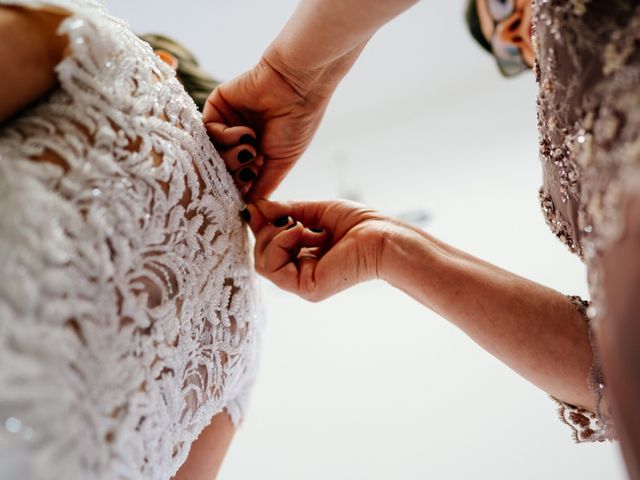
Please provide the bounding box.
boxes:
[139,34,220,111]
[465,0,493,54]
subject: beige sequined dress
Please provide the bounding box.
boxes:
[534,0,640,442]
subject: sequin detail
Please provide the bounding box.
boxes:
[538,189,582,257]
[550,296,614,443]
[534,0,640,443]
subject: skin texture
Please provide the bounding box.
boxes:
[171,412,235,480]
[208,0,601,454]
[212,1,640,475]
[0,7,236,479]
[235,199,595,410]
[0,6,69,123]
[207,0,596,421]
[203,0,419,200]
[476,0,535,68]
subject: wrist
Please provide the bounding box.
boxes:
[378,221,442,288]
[261,41,363,104]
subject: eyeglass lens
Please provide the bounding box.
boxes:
[487,0,528,76]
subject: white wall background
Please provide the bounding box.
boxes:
[102,1,626,478]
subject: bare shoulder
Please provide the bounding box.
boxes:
[0,5,69,122]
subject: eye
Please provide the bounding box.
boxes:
[487,0,515,21]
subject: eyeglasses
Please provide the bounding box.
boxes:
[486,0,528,77]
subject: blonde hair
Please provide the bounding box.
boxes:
[139,34,220,111]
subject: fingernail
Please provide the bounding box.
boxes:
[286,221,298,230]
[311,228,324,233]
[239,168,256,183]
[237,149,254,164]
[273,216,290,228]
[240,208,251,222]
[239,134,256,146]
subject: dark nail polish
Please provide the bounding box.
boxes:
[240,208,251,222]
[237,149,254,164]
[273,216,290,228]
[239,134,256,146]
[239,168,256,183]
[310,228,324,233]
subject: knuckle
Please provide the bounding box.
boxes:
[302,291,322,303]
[301,280,323,303]
[254,262,266,276]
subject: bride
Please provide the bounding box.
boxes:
[0,1,262,479]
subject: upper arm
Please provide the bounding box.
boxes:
[0,6,69,123]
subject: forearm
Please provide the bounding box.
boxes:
[380,225,594,409]
[263,0,418,97]
[0,6,68,123]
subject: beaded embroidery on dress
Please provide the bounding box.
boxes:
[534,0,640,442]
[0,1,262,478]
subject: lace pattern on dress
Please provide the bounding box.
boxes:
[0,1,262,479]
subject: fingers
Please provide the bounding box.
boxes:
[208,125,262,194]
[253,198,338,235]
[235,166,258,196]
[220,144,257,171]
[243,202,326,244]
[259,221,304,273]
[254,215,297,259]
[202,84,267,198]
[241,203,268,234]
[254,198,327,228]
[299,227,327,248]
[254,199,293,222]
[244,199,371,301]
[221,146,261,197]
[253,215,328,273]
[265,228,328,297]
[202,86,246,128]
[206,123,257,149]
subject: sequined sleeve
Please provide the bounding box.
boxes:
[533,0,640,444]
[551,296,615,442]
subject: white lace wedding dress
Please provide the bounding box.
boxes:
[0,1,262,479]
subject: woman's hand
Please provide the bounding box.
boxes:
[204,57,333,200]
[245,199,400,301]
[204,0,420,199]
[246,197,601,412]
